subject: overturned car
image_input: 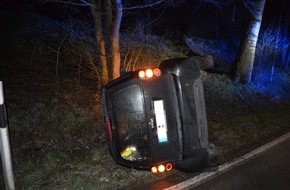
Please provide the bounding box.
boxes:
[101,56,213,173]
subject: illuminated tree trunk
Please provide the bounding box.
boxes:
[89,0,109,85]
[281,0,289,71]
[233,0,266,83]
[88,0,122,84]
[48,0,170,84]
[108,0,122,80]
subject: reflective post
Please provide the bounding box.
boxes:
[0,81,15,190]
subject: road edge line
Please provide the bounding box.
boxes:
[164,132,290,190]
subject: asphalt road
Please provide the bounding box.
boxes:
[191,135,290,190]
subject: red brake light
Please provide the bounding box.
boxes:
[153,68,161,77]
[166,163,173,171]
[106,118,113,141]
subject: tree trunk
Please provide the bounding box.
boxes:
[89,0,109,85]
[47,0,174,84]
[281,0,289,71]
[285,49,290,71]
[111,0,122,80]
[233,0,266,83]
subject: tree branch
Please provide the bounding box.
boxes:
[45,0,93,7]
[123,0,166,10]
[196,0,232,7]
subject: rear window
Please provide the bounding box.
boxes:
[113,84,150,161]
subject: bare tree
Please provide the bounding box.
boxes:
[87,0,109,85]
[276,0,289,72]
[232,0,266,83]
[196,0,267,83]
[48,32,68,92]
[45,0,186,85]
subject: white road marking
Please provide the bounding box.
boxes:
[164,132,290,190]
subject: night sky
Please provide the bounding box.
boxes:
[1,0,289,38]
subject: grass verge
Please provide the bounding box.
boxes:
[208,101,290,157]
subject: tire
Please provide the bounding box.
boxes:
[175,149,209,173]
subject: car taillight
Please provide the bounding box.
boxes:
[150,162,173,173]
[145,69,153,78]
[151,166,158,173]
[158,165,165,172]
[106,118,113,141]
[138,68,161,79]
[153,68,161,77]
[165,163,173,171]
[138,70,145,78]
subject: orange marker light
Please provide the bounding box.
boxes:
[138,70,145,78]
[151,166,158,173]
[153,68,161,77]
[145,69,153,78]
[158,165,165,173]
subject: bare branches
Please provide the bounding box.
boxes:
[195,0,232,7]
[44,0,189,82]
[123,0,189,10]
[45,0,185,9]
[47,32,68,92]
[44,0,93,6]
[123,0,166,10]
[242,0,258,17]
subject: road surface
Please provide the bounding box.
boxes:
[191,134,290,190]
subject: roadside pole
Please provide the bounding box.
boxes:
[0,81,15,190]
